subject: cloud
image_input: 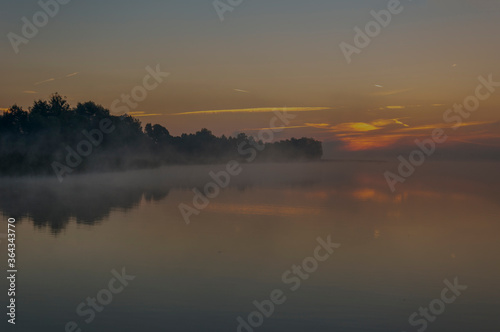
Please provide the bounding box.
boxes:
[317,118,410,135]
[371,118,410,127]
[240,125,307,132]
[393,121,493,133]
[368,104,424,111]
[305,123,331,129]
[131,113,162,117]
[128,111,162,117]
[332,122,380,132]
[240,122,338,132]
[23,91,38,94]
[34,72,80,86]
[35,78,56,86]
[233,89,249,93]
[332,120,499,151]
[370,88,413,97]
[169,107,333,116]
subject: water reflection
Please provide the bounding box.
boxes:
[0,161,498,235]
[0,178,170,233]
[1,162,499,332]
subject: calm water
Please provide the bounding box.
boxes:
[1,161,499,332]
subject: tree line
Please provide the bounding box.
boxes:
[0,94,323,177]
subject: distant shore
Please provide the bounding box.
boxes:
[0,94,323,179]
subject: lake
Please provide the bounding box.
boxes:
[1,161,499,332]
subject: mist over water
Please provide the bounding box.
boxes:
[1,161,499,331]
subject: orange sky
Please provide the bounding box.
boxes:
[1,0,499,157]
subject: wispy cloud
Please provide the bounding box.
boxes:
[170,107,333,116]
[332,122,380,132]
[329,120,499,151]
[305,123,331,129]
[385,105,406,109]
[34,72,80,86]
[128,111,162,117]
[35,78,56,86]
[393,121,494,133]
[241,125,308,132]
[370,88,413,97]
[306,118,410,134]
[371,118,410,127]
[132,113,162,117]
[368,104,423,111]
[238,118,413,137]
[233,89,249,93]
[23,90,38,94]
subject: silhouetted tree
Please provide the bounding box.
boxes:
[0,94,323,177]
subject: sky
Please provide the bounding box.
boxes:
[1,0,499,158]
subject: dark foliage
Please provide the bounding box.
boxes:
[0,94,323,177]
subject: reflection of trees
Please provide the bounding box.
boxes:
[0,180,170,234]
[1,160,498,236]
